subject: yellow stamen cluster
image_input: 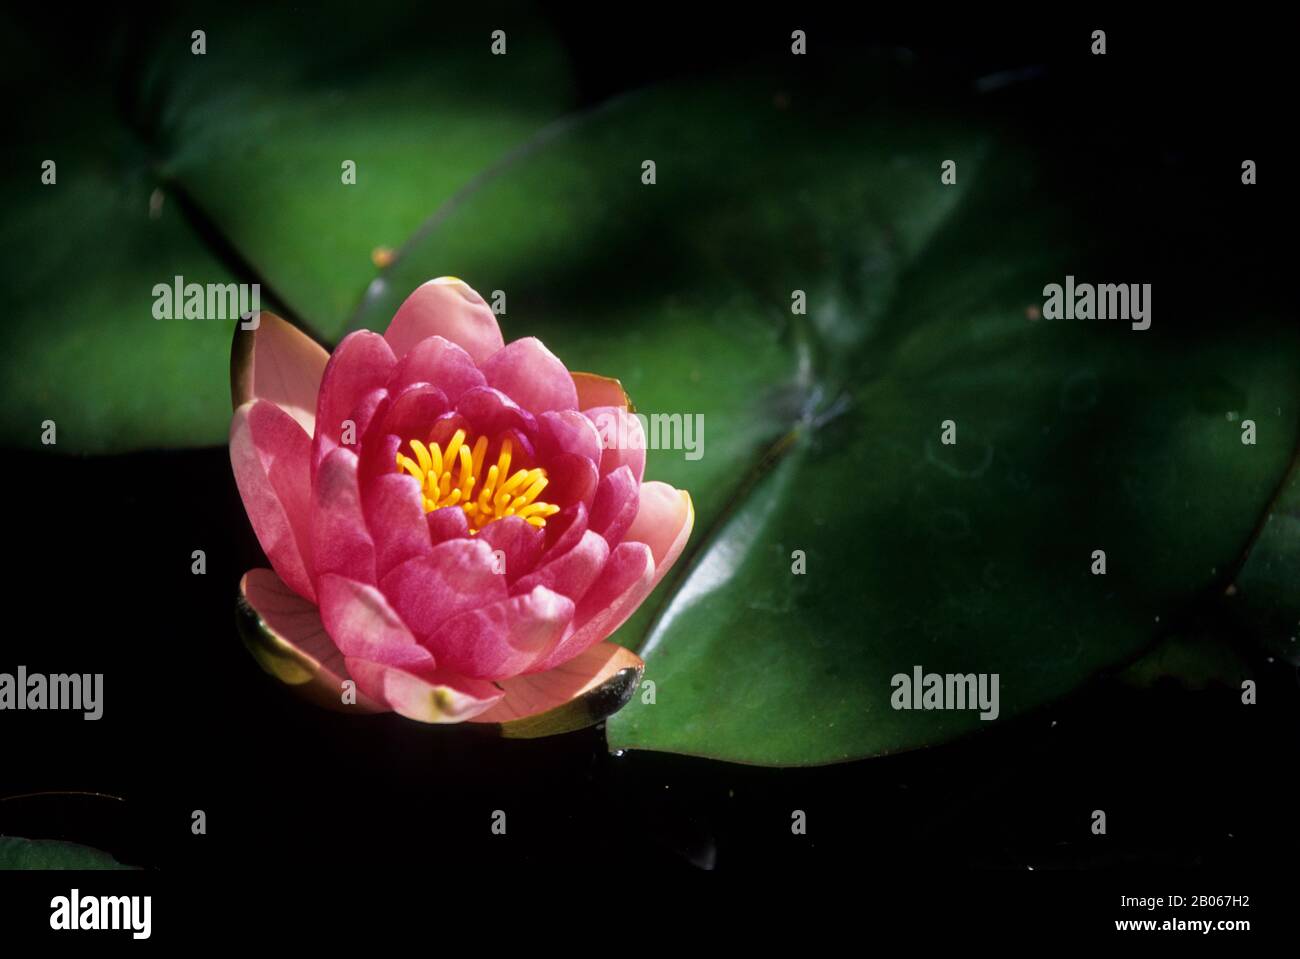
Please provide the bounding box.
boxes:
[395,429,560,533]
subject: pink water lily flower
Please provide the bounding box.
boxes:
[229,277,692,734]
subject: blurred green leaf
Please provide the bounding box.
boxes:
[147,4,573,338]
[0,89,243,453]
[0,3,573,452]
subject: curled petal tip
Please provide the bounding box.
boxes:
[230,311,329,435]
[236,569,383,713]
[571,371,634,413]
[474,642,646,737]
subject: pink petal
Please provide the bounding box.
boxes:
[537,410,603,469]
[312,331,395,472]
[318,574,433,667]
[427,505,470,544]
[543,502,589,557]
[473,642,644,725]
[480,337,578,414]
[588,464,640,546]
[230,400,316,603]
[363,473,434,580]
[311,448,376,586]
[238,568,382,711]
[231,312,328,435]
[512,529,609,603]
[358,430,400,493]
[430,585,574,679]
[476,515,545,583]
[344,657,503,723]
[543,452,599,511]
[381,383,450,442]
[425,411,470,448]
[571,371,631,413]
[386,334,485,403]
[585,405,646,483]
[625,482,695,588]
[454,386,538,438]
[378,539,507,640]
[334,387,389,468]
[530,541,655,672]
[384,277,504,364]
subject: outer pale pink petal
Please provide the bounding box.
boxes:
[231,312,329,435]
[378,539,507,640]
[363,473,434,580]
[625,482,695,589]
[588,464,641,546]
[473,642,645,728]
[317,574,433,667]
[312,331,395,471]
[584,406,646,484]
[386,335,485,403]
[480,337,579,414]
[512,529,609,603]
[230,400,317,603]
[312,448,376,586]
[530,541,655,672]
[384,277,504,364]
[237,569,383,712]
[344,657,503,723]
[570,372,631,413]
[431,585,574,679]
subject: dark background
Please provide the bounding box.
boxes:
[1,3,1295,931]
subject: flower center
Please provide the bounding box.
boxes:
[395,429,560,534]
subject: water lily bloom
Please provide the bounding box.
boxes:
[229,278,692,733]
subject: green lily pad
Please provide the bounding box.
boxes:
[1120,631,1253,691]
[349,66,1300,763]
[1232,462,1300,664]
[0,836,136,870]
